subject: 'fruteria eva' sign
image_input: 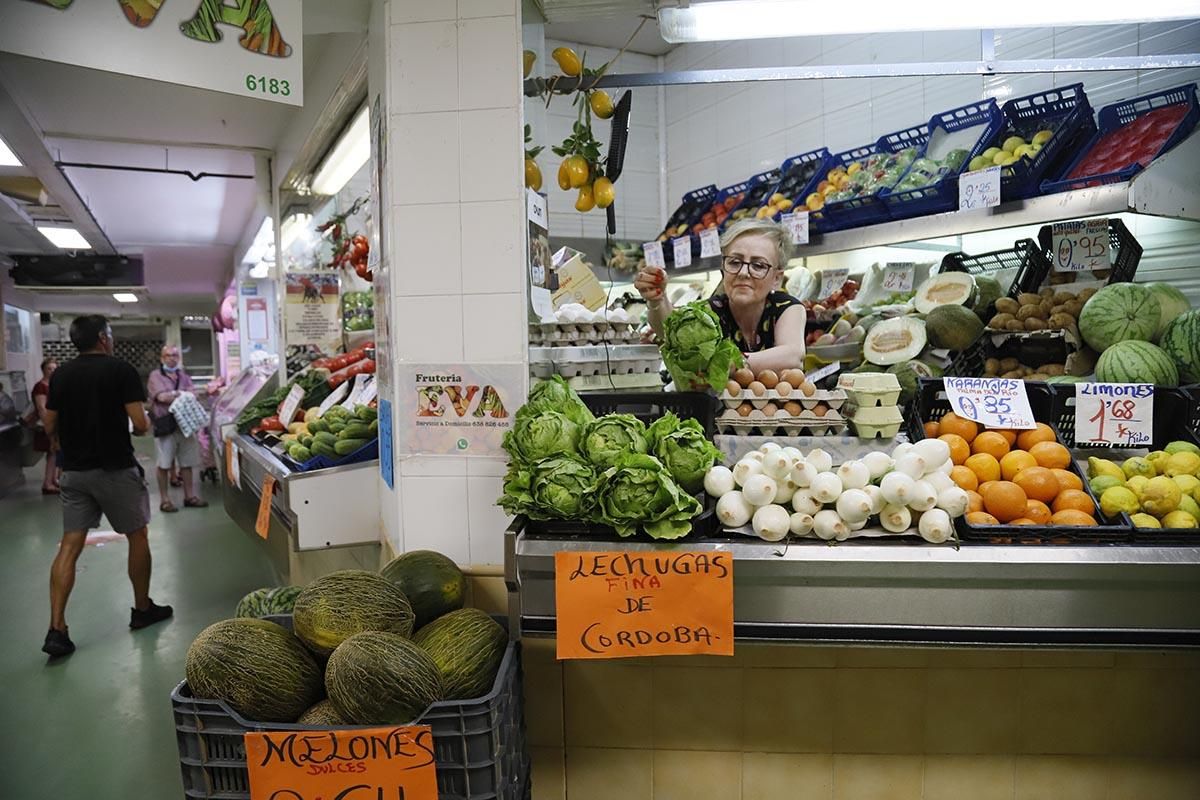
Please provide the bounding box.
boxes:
[943,377,1037,430]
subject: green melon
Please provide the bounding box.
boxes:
[1095,340,1179,387]
[237,586,305,618]
[887,360,942,406]
[412,609,508,701]
[1159,310,1200,384]
[296,699,347,726]
[380,550,466,629]
[186,618,323,723]
[971,276,1003,320]
[235,588,274,618]
[293,570,415,658]
[1078,283,1161,352]
[325,631,444,724]
[1145,282,1191,341]
[925,304,984,351]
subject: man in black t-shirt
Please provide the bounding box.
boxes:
[41,315,173,658]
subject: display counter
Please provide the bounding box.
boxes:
[505,520,1200,649]
[222,430,380,584]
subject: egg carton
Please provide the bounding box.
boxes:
[528,321,636,346]
[551,359,660,378]
[717,408,847,436]
[836,373,902,407]
[848,404,905,439]
[720,388,847,411]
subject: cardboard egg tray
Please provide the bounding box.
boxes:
[719,388,847,411]
[537,359,659,379]
[836,373,902,407]
[527,322,637,346]
[716,407,847,437]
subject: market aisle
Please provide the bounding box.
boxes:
[0,444,276,799]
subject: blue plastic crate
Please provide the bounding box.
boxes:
[1042,82,1199,194]
[880,99,1004,220]
[768,147,833,221]
[992,83,1097,200]
[718,168,782,230]
[661,184,717,263]
[813,123,929,232]
[285,437,379,472]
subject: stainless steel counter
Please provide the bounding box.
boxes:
[506,520,1200,648]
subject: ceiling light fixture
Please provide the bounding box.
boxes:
[0,135,20,167]
[311,106,370,196]
[37,225,92,249]
[280,211,313,248]
[113,292,139,303]
[656,0,1198,42]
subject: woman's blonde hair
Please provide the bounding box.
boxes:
[718,218,794,269]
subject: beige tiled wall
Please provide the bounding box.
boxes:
[520,636,1200,800]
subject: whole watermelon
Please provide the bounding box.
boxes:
[381,550,466,629]
[326,631,444,724]
[235,588,274,618]
[1159,310,1200,384]
[412,608,508,700]
[1095,340,1179,387]
[1078,283,1160,352]
[236,586,304,618]
[293,570,415,657]
[296,699,347,726]
[1145,282,1191,341]
[186,618,323,723]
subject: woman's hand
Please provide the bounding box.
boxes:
[634,265,668,302]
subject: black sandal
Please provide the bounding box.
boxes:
[160,501,178,513]
[183,497,208,508]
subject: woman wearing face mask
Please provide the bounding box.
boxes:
[147,345,207,512]
[634,218,807,376]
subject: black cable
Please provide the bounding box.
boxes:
[54,161,254,182]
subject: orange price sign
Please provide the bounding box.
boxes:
[554,550,733,660]
[255,474,276,540]
[244,725,439,800]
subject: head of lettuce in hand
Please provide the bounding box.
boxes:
[661,301,742,392]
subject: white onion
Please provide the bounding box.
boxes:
[716,491,753,527]
[837,460,871,490]
[703,466,735,498]
[810,472,843,504]
[806,448,834,473]
[742,474,779,507]
[908,480,938,512]
[752,504,792,542]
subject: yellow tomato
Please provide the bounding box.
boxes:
[524,158,542,191]
[522,50,536,79]
[589,90,614,119]
[564,155,590,188]
[551,47,581,77]
[556,160,571,191]
[575,184,596,212]
[593,177,615,208]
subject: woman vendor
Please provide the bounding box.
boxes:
[635,218,807,375]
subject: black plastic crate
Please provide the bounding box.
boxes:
[946,339,987,380]
[172,633,528,800]
[1185,385,1200,439]
[992,83,1098,200]
[1036,217,1142,286]
[909,378,1132,544]
[939,238,1053,302]
[580,391,717,438]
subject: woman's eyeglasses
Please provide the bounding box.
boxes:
[721,256,776,280]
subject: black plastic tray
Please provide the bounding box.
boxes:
[1036,217,1142,286]
[939,238,1054,303]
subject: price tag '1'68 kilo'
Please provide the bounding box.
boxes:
[1074,383,1154,446]
[943,377,1037,430]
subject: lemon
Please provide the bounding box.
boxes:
[523,49,537,78]
[968,155,991,171]
[1165,440,1200,456]
[1146,450,1169,471]
[1013,144,1036,159]
[1163,451,1200,477]
[1126,475,1150,500]
[551,46,582,77]
[1122,456,1155,480]
[982,147,1002,161]
[1173,474,1200,496]
[524,158,542,191]
[589,89,615,120]
[1032,130,1054,147]
[992,150,1012,165]
[1002,136,1026,153]
[1089,475,1125,496]
[1130,513,1161,529]
[1161,510,1198,529]
[1180,495,1200,521]
[1141,476,1182,518]
[1088,457,1125,481]
[574,184,595,212]
[1101,486,1140,516]
[846,162,862,176]
[592,177,615,209]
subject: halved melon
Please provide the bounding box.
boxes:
[862,316,927,366]
[914,271,977,315]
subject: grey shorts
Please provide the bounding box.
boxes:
[154,430,200,470]
[60,467,151,534]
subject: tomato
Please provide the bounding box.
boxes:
[589,89,614,119]
[564,155,590,188]
[575,184,596,212]
[551,47,581,77]
[557,160,571,191]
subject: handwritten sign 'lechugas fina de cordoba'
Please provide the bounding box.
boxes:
[554,551,734,660]
[245,725,439,800]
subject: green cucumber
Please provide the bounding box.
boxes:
[314,431,338,447]
[307,419,329,434]
[339,424,372,440]
[356,405,377,422]
[311,442,337,458]
[369,419,379,435]
[290,445,312,462]
[334,438,368,456]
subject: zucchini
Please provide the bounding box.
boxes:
[313,431,338,447]
[311,441,337,458]
[334,438,368,456]
[338,423,372,440]
[368,419,379,435]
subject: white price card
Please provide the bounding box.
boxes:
[943,377,1037,430]
[807,361,840,383]
[1074,383,1154,446]
[342,374,368,409]
[881,262,915,293]
[672,236,693,268]
[1052,218,1110,272]
[958,166,1001,211]
[278,383,306,427]
[699,227,722,258]
[780,211,810,245]
[817,267,849,300]
[318,381,350,415]
[642,241,665,269]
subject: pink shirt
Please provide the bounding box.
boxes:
[147,367,194,419]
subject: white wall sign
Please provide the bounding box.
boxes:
[398,364,524,457]
[0,0,304,106]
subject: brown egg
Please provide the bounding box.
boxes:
[774,381,793,397]
[758,369,779,389]
[725,379,742,396]
[748,381,767,397]
[734,367,755,388]
[783,400,803,416]
[736,402,754,417]
[800,381,817,397]
[781,368,806,385]
[811,403,828,417]
[761,402,779,417]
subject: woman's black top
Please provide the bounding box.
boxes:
[709,291,800,352]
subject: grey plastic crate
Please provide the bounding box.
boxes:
[172,621,528,800]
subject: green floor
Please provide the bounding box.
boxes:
[0,442,276,798]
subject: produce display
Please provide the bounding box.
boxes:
[717,366,848,435]
[235,586,303,619]
[342,290,374,332]
[763,154,825,219]
[986,288,1090,337]
[235,368,332,435]
[891,148,970,192]
[968,130,1053,171]
[282,403,378,464]
[1087,442,1200,531]
[801,278,860,323]
[184,552,511,726]
[1076,283,1196,387]
[806,148,918,211]
[1063,103,1190,185]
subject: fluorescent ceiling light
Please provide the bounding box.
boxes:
[37,226,91,249]
[657,0,1199,42]
[112,292,139,303]
[0,135,20,167]
[311,106,370,196]
[280,212,313,248]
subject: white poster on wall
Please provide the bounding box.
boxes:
[0,0,304,106]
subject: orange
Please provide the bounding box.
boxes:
[1029,440,1071,470]
[1017,422,1057,451]
[965,511,999,526]
[1050,509,1097,526]
[1010,517,1036,525]
[939,433,971,466]
[950,465,979,492]
[923,421,940,439]
[977,480,998,500]
[1050,468,1083,494]
[971,431,1012,460]
[965,490,985,514]
[939,412,979,443]
[1000,450,1038,481]
[965,453,1001,484]
[983,480,1028,522]
[992,428,1018,447]
[1013,466,1061,504]
[1023,499,1053,525]
[1051,489,1095,515]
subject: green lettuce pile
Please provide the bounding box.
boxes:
[497,377,710,539]
[661,301,743,392]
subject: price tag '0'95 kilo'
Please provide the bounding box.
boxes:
[642,241,665,269]
[780,211,809,245]
[1074,383,1154,446]
[958,166,1001,211]
[672,236,692,268]
[943,377,1037,430]
[1052,218,1110,272]
[699,227,721,258]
